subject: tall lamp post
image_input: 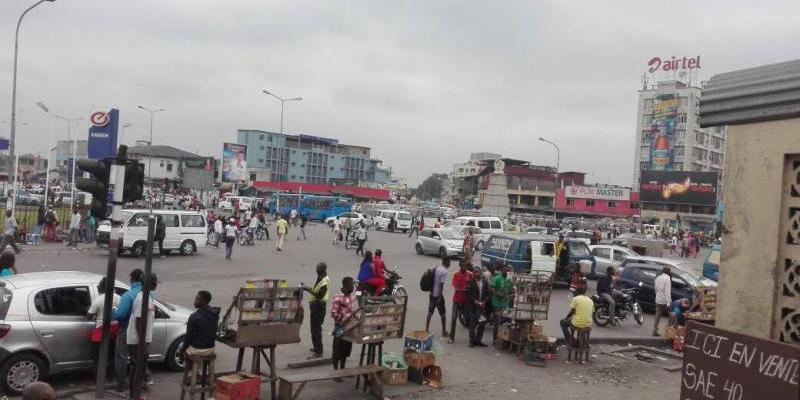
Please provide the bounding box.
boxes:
[56,115,83,208]
[120,122,132,146]
[137,105,164,208]
[539,137,560,221]
[9,0,56,189]
[36,102,53,206]
[262,89,302,134]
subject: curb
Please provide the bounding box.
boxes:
[554,337,669,347]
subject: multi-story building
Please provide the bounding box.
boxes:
[556,184,640,219]
[127,144,211,186]
[48,140,87,183]
[632,80,726,232]
[445,152,501,204]
[237,130,389,185]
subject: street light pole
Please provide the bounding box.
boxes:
[36,102,53,206]
[539,137,560,221]
[56,115,82,208]
[262,89,302,134]
[137,105,164,209]
[9,0,56,190]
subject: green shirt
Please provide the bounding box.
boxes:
[491,274,512,309]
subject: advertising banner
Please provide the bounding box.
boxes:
[649,94,678,170]
[565,185,630,201]
[222,143,248,182]
[87,109,119,160]
[639,171,718,205]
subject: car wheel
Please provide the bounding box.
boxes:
[402,229,408,234]
[1,353,47,396]
[327,220,334,228]
[439,247,448,259]
[180,240,196,255]
[165,337,186,372]
[130,241,146,258]
[415,243,423,255]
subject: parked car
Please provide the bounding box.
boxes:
[454,226,490,251]
[96,209,206,256]
[325,212,369,228]
[702,244,721,281]
[611,233,640,247]
[415,228,464,259]
[563,230,594,245]
[479,234,595,279]
[589,245,636,272]
[618,254,698,274]
[616,262,717,310]
[373,210,413,232]
[453,216,504,235]
[0,271,190,395]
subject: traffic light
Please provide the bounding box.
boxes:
[76,159,112,219]
[123,161,145,203]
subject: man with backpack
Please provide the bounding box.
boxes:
[423,257,450,337]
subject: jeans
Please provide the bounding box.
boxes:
[297,227,307,240]
[449,302,467,341]
[115,327,151,390]
[468,308,486,345]
[653,304,670,335]
[225,236,235,259]
[309,301,325,355]
[157,238,165,255]
[85,226,95,244]
[600,292,616,321]
[127,343,151,396]
[68,227,80,246]
[560,318,573,343]
[0,234,21,253]
[355,239,365,255]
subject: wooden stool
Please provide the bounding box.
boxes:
[567,327,591,363]
[180,353,216,400]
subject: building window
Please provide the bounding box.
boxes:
[249,173,256,181]
[641,146,650,159]
[674,146,684,157]
[630,202,639,209]
[166,163,173,172]
[566,198,575,206]
[259,134,264,141]
[641,132,650,143]
[268,136,273,142]
[586,199,595,207]
[607,200,616,208]
[678,114,687,123]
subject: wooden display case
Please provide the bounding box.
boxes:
[218,279,304,347]
[342,296,408,344]
[510,271,554,321]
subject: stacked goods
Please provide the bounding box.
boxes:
[403,331,433,352]
[381,353,408,385]
[691,286,717,322]
[218,279,304,347]
[510,271,553,321]
[403,331,440,387]
[342,295,408,344]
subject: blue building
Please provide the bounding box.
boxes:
[237,130,391,185]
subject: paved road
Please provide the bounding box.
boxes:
[9,223,689,399]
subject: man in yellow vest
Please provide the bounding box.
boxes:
[302,262,330,358]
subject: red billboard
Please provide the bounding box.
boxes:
[639,171,718,205]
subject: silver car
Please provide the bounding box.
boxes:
[0,272,191,395]
[589,245,637,272]
[415,228,464,259]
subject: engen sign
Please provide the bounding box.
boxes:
[565,185,630,201]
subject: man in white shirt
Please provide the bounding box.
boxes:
[1,209,21,254]
[213,218,224,248]
[127,274,157,395]
[67,208,81,248]
[652,267,672,336]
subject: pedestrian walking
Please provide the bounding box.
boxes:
[112,269,152,394]
[87,277,120,381]
[670,234,678,256]
[343,217,353,244]
[355,223,367,256]
[652,267,672,336]
[225,218,237,260]
[462,228,475,262]
[1,210,21,254]
[66,207,81,248]
[155,216,166,258]
[425,257,450,338]
[85,211,97,245]
[448,260,472,344]
[276,214,288,251]
[466,266,489,347]
[214,217,224,248]
[332,217,342,246]
[0,252,18,276]
[127,273,157,398]
[331,276,355,376]
[297,215,308,240]
[302,262,330,359]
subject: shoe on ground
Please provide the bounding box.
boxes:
[144,378,154,386]
[307,353,322,360]
[476,342,488,347]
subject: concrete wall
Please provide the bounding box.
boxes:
[716,117,800,342]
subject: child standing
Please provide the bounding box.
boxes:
[330,277,355,377]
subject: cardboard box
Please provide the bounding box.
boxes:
[214,372,261,400]
[404,350,435,369]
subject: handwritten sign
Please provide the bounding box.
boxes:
[681,321,800,400]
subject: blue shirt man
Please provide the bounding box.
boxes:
[112,269,152,392]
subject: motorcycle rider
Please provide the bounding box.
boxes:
[597,266,617,326]
[364,249,386,295]
[247,212,260,244]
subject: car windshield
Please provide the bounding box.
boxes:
[568,242,590,256]
[440,230,462,240]
[397,213,412,221]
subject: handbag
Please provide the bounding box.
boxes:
[90,321,119,343]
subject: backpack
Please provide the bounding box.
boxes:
[420,267,436,292]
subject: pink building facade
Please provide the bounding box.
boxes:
[556,185,640,218]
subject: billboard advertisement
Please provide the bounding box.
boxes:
[649,94,678,170]
[87,109,119,159]
[639,171,718,205]
[565,185,630,201]
[222,143,248,182]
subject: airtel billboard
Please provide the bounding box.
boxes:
[647,56,701,73]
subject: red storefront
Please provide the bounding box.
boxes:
[556,185,639,218]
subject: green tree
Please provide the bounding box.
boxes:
[414,173,447,201]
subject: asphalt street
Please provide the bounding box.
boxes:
[10,223,695,399]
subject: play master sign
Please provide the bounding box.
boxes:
[681,322,799,400]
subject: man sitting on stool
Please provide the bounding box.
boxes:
[560,286,594,345]
[181,291,219,358]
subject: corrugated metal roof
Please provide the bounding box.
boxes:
[699,58,800,127]
[128,145,204,160]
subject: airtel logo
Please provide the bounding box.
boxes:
[647,56,701,73]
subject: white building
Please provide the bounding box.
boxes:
[632,80,727,191]
[445,152,501,204]
[128,145,207,183]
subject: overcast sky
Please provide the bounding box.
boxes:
[1,0,798,186]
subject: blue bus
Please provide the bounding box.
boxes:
[269,194,353,221]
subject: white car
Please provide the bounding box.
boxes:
[415,228,464,259]
[325,212,369,227]
[96,210,206,256]
[455,226,491,251]
[373,210,413,232]
[564,230,594,245]
[589,244,636,272]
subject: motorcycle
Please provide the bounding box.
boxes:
[238,227,255,246]
[591,282,645,327]
[356,265,407,303]
[255,223,267,240]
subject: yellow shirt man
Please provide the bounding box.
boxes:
[276,217,288,235]
[569,294,594,329]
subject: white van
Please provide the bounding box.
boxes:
[373,209,413,232]
[97,210,206,257]
[454,216,504,235]
[219,196,257,211]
